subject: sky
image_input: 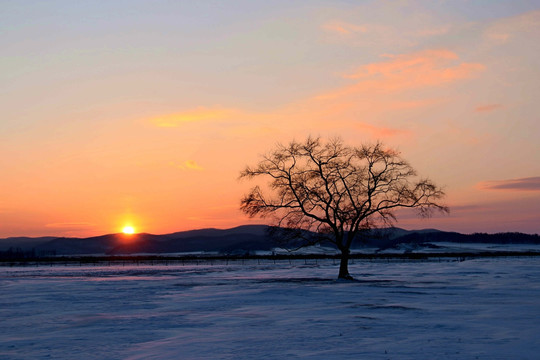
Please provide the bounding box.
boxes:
[1,0,539,237]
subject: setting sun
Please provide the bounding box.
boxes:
[122,226,135,234]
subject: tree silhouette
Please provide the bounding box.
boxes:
[240,137,448,279]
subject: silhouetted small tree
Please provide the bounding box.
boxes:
[240,137,448,279]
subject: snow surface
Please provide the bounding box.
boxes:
[1,258,540,359]
[271,243,540,256]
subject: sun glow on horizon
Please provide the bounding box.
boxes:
[122,226,135,234]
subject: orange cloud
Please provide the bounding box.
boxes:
[345,50,459,79]
[322,21,369,35]
[319,49,485,99]
[148,50,481,147]
[352,50,485,90]
[151,107,236,127]
[176,160,204,171]
[475,104,503,112]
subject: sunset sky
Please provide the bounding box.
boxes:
[1,0,539,237]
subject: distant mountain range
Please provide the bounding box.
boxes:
[1,225,539,257]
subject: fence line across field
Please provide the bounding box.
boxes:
[2,251,540,268]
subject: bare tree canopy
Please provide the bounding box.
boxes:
[240,137,448,279]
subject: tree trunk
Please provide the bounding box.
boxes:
[338,249,353,280]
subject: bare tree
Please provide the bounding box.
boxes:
[240,137,448,279]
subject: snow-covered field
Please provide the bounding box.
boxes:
[1,258,539,359]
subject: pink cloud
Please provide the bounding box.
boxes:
[319,49,485,99]
[344,50,459,79]
[474,104,503,112]
[478,177,540,191]
[322,21,369,35]
[484,9,540,44]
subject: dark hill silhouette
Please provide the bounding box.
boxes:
[162,225,268,240]
[0,236,57,249]
[28,226,274,255]
[0,225,539,256]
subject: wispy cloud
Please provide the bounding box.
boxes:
[484,9,540,45]
[344,50,459,79]
[148,49,482,145]
[176,160,204,171]
[318,49,485,99]
[45,222,95,229]
[321,17,451,48]
[151,107,236,127]
[475,104,503,112]
[478,177,540,191]
[322,21,369,35]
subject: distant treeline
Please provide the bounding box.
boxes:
[388,232,540,246]
[468,232,540,243]
[2,251,540,266]
[0,247,56,260]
